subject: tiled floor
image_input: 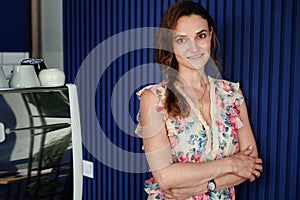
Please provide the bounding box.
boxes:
[0,52,29,79]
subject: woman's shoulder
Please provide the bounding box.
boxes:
[209,77,244,108]
[209,77,241,93]
[136,80,167,99]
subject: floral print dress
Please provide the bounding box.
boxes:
[135,77,244,200]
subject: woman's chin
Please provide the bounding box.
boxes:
[187,60,208,70]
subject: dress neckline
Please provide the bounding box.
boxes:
[174,77,220,152]
[174,82,211,131]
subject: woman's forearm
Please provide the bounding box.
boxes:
[153,147,262,191]
[163,173,248,199]
[159,163,247,193]
[215,173,246,191]
[152,156,235,191]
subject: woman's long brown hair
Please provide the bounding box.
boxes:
[154,1,221,118]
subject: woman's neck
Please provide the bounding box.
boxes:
[177,67,208,88]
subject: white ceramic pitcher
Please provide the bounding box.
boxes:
[0,66,9,88]
[9,65,41,88]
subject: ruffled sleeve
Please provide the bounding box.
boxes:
[135,81,167,137]
[211,77,245,130]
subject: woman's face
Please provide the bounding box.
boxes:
[172,14,212,72]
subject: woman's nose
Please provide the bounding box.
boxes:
[189,40,201,52]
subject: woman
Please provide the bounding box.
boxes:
[136,1,263,199]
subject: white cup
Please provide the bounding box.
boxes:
[9,65,41,88]
[38,68,65,87]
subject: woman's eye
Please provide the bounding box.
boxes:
[176,38,185,44]
[197,33,207,39]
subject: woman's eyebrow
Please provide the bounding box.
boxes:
[195,29,209,35]
[173,34,188,39]
[173,29,209,39]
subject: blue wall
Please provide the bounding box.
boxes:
[0,0,29,52]
[63,0,300,199]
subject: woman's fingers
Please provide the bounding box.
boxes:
[254,170,260,177]
[254,157,263,164]
[231,149,263,181]
[255,163,263,172]
[248,162,263,182]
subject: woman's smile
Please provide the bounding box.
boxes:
[186,53,205,60]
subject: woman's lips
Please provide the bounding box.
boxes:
[186,53,204,59]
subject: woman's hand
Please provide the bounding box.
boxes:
[229,146,263,182]
[163,190,191,200]
[162,187,199,200]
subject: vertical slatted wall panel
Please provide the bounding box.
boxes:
[63,0,300,199]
